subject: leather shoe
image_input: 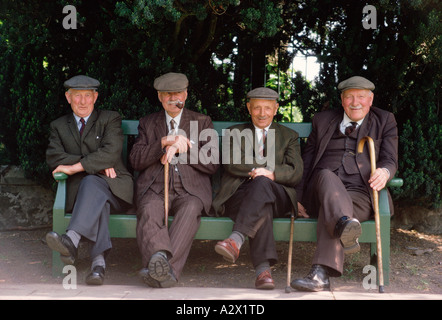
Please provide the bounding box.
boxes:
[86,266,105,285]
[148,252,177,284]
[139,268,177,288]
[290,264,330,292]
[334,216,362,254]
[45,231,78,265]
[255,270,275,290]
[215,238,240,263]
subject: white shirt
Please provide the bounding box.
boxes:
[253,124,271,142]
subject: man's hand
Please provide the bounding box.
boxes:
[160,135,192,164]
[52,163,84,176]
[297,202,309,218]
[100,167,117,178]
[368,167,390,192]
[248,167,275,181]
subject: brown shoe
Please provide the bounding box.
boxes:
[255,270,275,290]
[215,238,240,263]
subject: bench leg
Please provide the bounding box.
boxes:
[51,251,65,277]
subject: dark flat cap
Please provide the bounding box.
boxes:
[247,87,279,100]
[154,72,189,92]
[338,76,375,92]
[64,75,100,90]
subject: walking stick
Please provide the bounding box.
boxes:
[164,162,169,228]
[285,209,295,293]
[357,136,384,293]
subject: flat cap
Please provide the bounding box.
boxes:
[338,76,375,92]
[154,72,189,92]
[64,75,100,90]
[247,87,279,100]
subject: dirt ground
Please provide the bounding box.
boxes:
[0,225,440,295]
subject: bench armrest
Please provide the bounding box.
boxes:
[386,177,403,188]
[53,172,68,181]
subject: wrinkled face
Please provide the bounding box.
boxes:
[341,89,373,122]
[247,99,279,129]
[65,89,98,118]
[158,90,188,118]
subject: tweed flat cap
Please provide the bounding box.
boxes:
[338,76,375,92]
[64,75,100,90]
[154,72,189,92]
[247,87,279,100]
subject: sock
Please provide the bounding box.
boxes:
[255,261,271,277]
[66,230,81,248]
[91,254,105,270]
[229,231,245,249]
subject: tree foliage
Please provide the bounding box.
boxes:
[0,0,440,207]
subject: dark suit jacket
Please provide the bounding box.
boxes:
[297,106,398,213]
[129,108,219,214]
[212,122,303,217]
[46,109,134,212]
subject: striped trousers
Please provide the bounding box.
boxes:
[136,175,203,280]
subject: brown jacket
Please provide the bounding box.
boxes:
[296,107,398,213]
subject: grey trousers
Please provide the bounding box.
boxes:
[67,175,128,259]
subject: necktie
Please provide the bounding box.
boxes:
[79,118,86,136]
[345,121,358,136]
[169,119,176,134]
[259,129,266,157]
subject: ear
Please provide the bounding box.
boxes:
[246,102,251,114]
[274,103,279,115]
[93,91,99,104]
[65,91,72,104]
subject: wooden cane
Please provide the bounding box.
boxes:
[164,161,169,228]
[357,136,384,293]
[285,209,295,293]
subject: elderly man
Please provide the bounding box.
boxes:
[212,87,303,290]
[45,75,133,285]
[291,76,398,291]
[130,72,219,288]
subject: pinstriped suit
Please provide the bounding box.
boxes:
[130,108,219,279]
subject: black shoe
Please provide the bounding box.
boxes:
[139,268,177,288]
[290,264,330,292]
[334,216,362,254]
[86,266,105,285]
[148,252,171,282]
[45,231,78,265]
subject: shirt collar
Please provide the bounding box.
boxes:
[73,113,91,125]
[342,112,364,127]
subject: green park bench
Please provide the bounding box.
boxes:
[51,120,403,285]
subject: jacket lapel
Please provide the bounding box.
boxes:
[81,109,98,141]
[154,111,167,140]
[314,111,342,168]
[67,113,81,147]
